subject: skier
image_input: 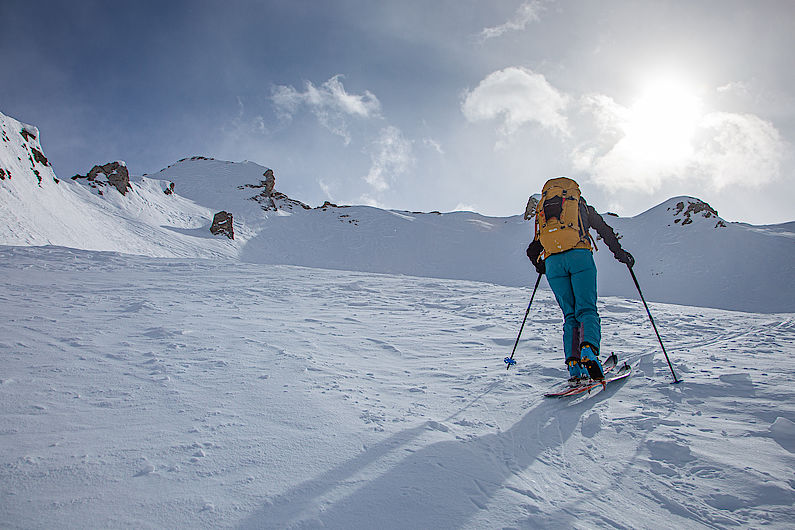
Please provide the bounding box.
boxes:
[526,177,634,382]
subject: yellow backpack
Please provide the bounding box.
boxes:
[535,177,592,256]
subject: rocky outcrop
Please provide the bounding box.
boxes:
[72,161,131,195]
[524,195,540,220]
[239,169,277,209]
[668,199,726,228]
[19,127,37,143]
[271,191,311,211]
[263,169,275,195]
[237,169,311,212]
[210,211,234,239]
[0,121,57,187]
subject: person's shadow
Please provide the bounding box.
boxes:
[241,381,624,529]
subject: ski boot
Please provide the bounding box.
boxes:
[566,358,588,385]
[579,344,605,380]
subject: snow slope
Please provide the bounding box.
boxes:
[1,246,793,528]
[2,109,794,313]
[594,198,795,313]
[0,112,237,259]
[125,159,795,313]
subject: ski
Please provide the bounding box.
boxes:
[540,353,617,396]
[545,361,632,398]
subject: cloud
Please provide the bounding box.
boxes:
[453,202,478,212]
[716,81,751,96]
[358,193,384,208]
[222,97,268,136]
[692,112,785,189]
[271,75,381,144]
[318,178,335,201]
[479,1,544,41]
[461,67,570,140]
[580,93,628,139]
[364,126,414,192]
[574,93,787,192]
[577,132,687,192]
[423,137,445,155]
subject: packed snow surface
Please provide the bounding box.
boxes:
[1,246,793,529]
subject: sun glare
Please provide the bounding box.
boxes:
[623,78,703,165]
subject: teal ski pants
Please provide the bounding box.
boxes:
[545,248,601,362]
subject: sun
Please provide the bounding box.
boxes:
[622,77,704,166]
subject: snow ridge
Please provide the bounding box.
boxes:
[2,110,794,312]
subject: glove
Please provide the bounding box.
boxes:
[617,250,635,268]
[526,240,545,275]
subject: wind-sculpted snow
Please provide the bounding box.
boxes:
[1,246,793,528]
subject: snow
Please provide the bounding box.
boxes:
[1,246,793,528]
[3,108,794,312]
[0,113,238,259]
[2,110,795,527]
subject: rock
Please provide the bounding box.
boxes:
[263,169,275,195]
[236,169,310,212]
[668,198,726,229]
[19,126,37,142]
[164,182,175,195]
[239,169,279,209]
[210,211,234,239]
[30,148,49,166]
[72,161,131,195]
[524,194,540,220]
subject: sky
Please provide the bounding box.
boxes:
[1,0,794,224]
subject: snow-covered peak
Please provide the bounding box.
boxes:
[0,111,238,258]
[635,196,727,229]
[152,157,309,220]
[2,110,793,312]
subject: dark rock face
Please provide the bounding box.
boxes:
[524,196,539,220]
[237,169,310,212]
[3,124,56,186]
[210,211,234,239]
[19,128,36,142]
[239,169,278,209]
[72,162,131,195]
[668,199,726,228]
[30,147,49,166]
[263,169,275,195]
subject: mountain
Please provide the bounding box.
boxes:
[593,197,795,312]
[1,110,793,312]
[0,112,236,259]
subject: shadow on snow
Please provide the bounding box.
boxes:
[240,380,627,529]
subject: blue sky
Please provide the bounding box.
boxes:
[2,0,794,223]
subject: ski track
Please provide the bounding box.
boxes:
[0,246,793,529]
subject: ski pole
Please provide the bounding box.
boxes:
[627,265,680,383]
[505,273,542,370]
